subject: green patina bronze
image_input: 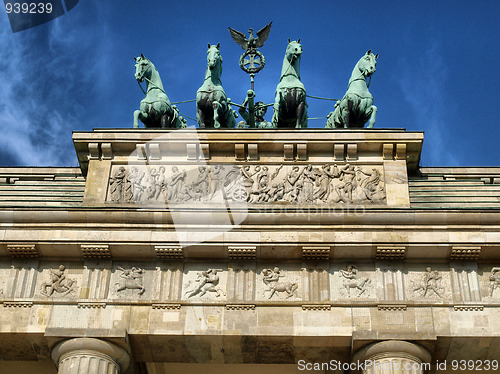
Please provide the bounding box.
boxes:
[196,44,236,128]
[133,54,186,129]
[326,50,378,129]
[229,22,272,127]
[238,90,274,129]
[229,22,272,87]
[272,40,308,128]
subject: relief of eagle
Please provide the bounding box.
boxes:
[228,21,273,50]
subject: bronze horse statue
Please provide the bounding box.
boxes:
[272,39,308,128]
[196,44,236,128]
[133,54,186,128]
[326,50,378,128]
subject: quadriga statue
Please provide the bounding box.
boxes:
[326,50,378,129]
[196,43,236,128]
[133,54,186,129]
[272,39,308,128]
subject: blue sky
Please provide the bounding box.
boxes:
[0,0,499,167]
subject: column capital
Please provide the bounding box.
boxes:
[52,338,130,373]
[353,340,431,363]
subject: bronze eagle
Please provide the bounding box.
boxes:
[228,21,273,50]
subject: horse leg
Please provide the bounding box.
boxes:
[295,90,307,128]
[269,288,276,299]
[271,92,281,128]
[213,101,221,129]
[134,110,146,128]
[160,114,168,129]
[325,111,335,128]
[296,102,304,129]
[358,285,366,297]
[344,99,353,129]
[368,105,377,128]
[197,105,206,128]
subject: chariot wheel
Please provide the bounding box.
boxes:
[232,185,248,201]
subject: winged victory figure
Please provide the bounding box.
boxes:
[228,21,273,51]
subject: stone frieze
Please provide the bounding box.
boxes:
[106,163,386,205]
[0,261,497,305]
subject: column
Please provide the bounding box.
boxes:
[353,340,431,374]
[52,338,130,374]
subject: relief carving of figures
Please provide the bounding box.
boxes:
[144,168,158,200]
[356,167,385,201]
[186,166,211,201]
[223,165,248,202]
[115,266,145,295]
[313,164,339,202]
[129,166,145,201]
[210,164,226,200]
[301,165,317,203]
[166,166,186,201]
[262,267,298,299]
[334,164,357,203]
[184,269,225,298]
[339,265,371,297]
[284,166,303,202]
[108,163,386,205]
[489,267,500,297]
[109,167,131,202]
[241,165,258,192]
[40,265,76,297]
[412,267,444,298]
[248,166,270,203]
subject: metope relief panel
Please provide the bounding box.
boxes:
[479,265,500,301]
[36,262,82,299]
[106,163,386,206]
[181,264,227,301]
[109,263,155,300]
[331,263,376,300]
[404,265,452,302]
[256,264,301,301]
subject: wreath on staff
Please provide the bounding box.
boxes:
[239,49,266,74]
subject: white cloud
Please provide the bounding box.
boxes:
[0,1,110,166]
[398,40,459,166]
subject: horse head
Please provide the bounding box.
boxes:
[357,50,378,77]
[134,54,154,82]
[285,39,302,63]
[207,43,222,71]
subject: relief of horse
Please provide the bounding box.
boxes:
[272,39,308,128]
[343,277,371,297]
[196,44,236,128]
[133,54,186,129]
[262,268,298,299]
[326,50,378,129]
